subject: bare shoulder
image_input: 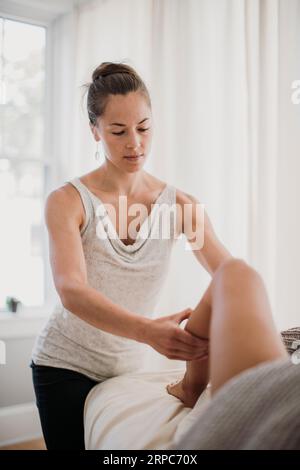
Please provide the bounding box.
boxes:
[143,172,168,192]
[175,187,200,206]
[45,183,84,229]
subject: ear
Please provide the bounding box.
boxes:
[89,122,101,142]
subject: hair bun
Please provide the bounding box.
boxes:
[92,62,133,82]
[85,61,151,126]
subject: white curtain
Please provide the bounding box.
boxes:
[61,0,300,368]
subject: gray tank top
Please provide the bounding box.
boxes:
[31,177,178,381]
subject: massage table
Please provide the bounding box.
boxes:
[84,367,210,450]
[84,328,300,450]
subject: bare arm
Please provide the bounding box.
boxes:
[176,190,232,275]
[45,185,210,361]
[45,186,148,343]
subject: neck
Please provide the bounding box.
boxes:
[96,157,147,195]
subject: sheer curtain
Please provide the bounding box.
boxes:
[64,0,300,368]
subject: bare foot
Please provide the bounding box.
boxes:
[166,377,206,408]
[166,379,186,403]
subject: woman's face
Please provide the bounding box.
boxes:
[91,91,153,172]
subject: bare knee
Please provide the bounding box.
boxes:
[212,258,262,290]
[214,257,249,276]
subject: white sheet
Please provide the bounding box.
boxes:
[84,368,211,450]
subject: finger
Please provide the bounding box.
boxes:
[168,341,209,358]
[193,352,209,361]
[174,309,193,323]
[168,350,209,361]
[188,350,209,360]
[168,351,196,361]
[170,345,208,358]
[174,340,209,354]
[177,329,208,348]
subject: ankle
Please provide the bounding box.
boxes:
[181,373,207,395]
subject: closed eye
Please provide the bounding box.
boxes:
[112,128,150,136]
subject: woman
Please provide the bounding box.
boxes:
[30,62,231,450]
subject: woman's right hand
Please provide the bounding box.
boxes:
[143,308,209,361]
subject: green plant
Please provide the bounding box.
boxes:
[6,296,22,313]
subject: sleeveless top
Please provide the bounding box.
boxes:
[31,177,178,382]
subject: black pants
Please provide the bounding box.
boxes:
[30,361,98,450]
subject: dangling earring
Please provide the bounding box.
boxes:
[95,142,100,162]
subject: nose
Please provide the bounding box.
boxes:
[125,130,142,150]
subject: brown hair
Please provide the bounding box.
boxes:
[84,62,151,126]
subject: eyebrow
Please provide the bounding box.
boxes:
[108,117,150,127]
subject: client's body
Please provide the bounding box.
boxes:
[166,258,288,407]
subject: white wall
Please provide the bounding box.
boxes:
[0,337,35,407]
[0,333,44,446]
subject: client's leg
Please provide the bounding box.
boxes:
[167,259,288,407]
[166,283,211,407]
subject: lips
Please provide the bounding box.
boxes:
[123,154,144,162]
[124,154,143,158]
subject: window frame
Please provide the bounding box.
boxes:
[0,5,62,316]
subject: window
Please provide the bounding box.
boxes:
[0,17,47,310]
